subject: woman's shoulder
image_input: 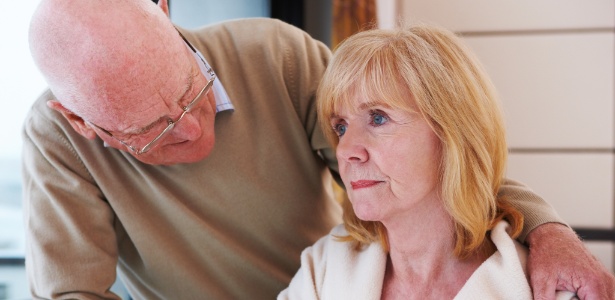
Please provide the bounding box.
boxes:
[454,220,532,299]
[455,221,577,299]
[306,224,351,257]
[303,224,384,267]
[290,224,386,299]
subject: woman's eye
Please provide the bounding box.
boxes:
[371,111,389,126]
[333,123,347,137]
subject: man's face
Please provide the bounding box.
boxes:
[32,0,218,165]
[94,85,218,166]
[84,40,218,165]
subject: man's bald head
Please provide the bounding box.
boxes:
[29,0,187,122]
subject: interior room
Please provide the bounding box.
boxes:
[1,0,613,298]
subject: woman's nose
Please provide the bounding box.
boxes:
[336,126,369,163]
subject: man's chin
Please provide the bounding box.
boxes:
[137,140,215,166]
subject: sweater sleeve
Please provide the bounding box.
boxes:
[499,178,566,242]
[22,92,121,299]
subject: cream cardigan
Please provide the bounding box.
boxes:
[279,221,577,299]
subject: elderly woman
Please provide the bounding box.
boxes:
[278,25,577,299]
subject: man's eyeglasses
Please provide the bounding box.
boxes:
[88,29,216,155]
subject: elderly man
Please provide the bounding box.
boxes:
[23,0,614,299]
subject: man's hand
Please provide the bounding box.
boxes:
[526,222,615,300]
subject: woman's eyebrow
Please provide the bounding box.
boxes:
[358,100,392,111]
[328,100,391,120]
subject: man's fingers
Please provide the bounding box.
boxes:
[575,277,615,300]
[530,272,558,300]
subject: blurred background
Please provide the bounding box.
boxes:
[1,0,613,299]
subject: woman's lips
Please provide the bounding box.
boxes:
[350,180,383,190]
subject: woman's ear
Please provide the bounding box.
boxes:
[47,100,98,140]
[158,0,170,17]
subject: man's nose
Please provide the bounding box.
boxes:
[170,111,202,141]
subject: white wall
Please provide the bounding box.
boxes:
[397,0,615,271]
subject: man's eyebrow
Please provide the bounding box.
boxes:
[129,70,196,136]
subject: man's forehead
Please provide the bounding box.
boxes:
[88,66,196,135]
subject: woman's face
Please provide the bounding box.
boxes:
[332,95,442,224]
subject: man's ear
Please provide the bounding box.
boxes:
[47,100,98,140]
[158,0,170,17]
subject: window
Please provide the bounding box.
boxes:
[0,0,47,298]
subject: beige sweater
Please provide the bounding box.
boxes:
[22,18,562,299]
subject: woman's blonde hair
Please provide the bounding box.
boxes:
[317,24,523,259]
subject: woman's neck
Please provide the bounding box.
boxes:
[380,200,487,300]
